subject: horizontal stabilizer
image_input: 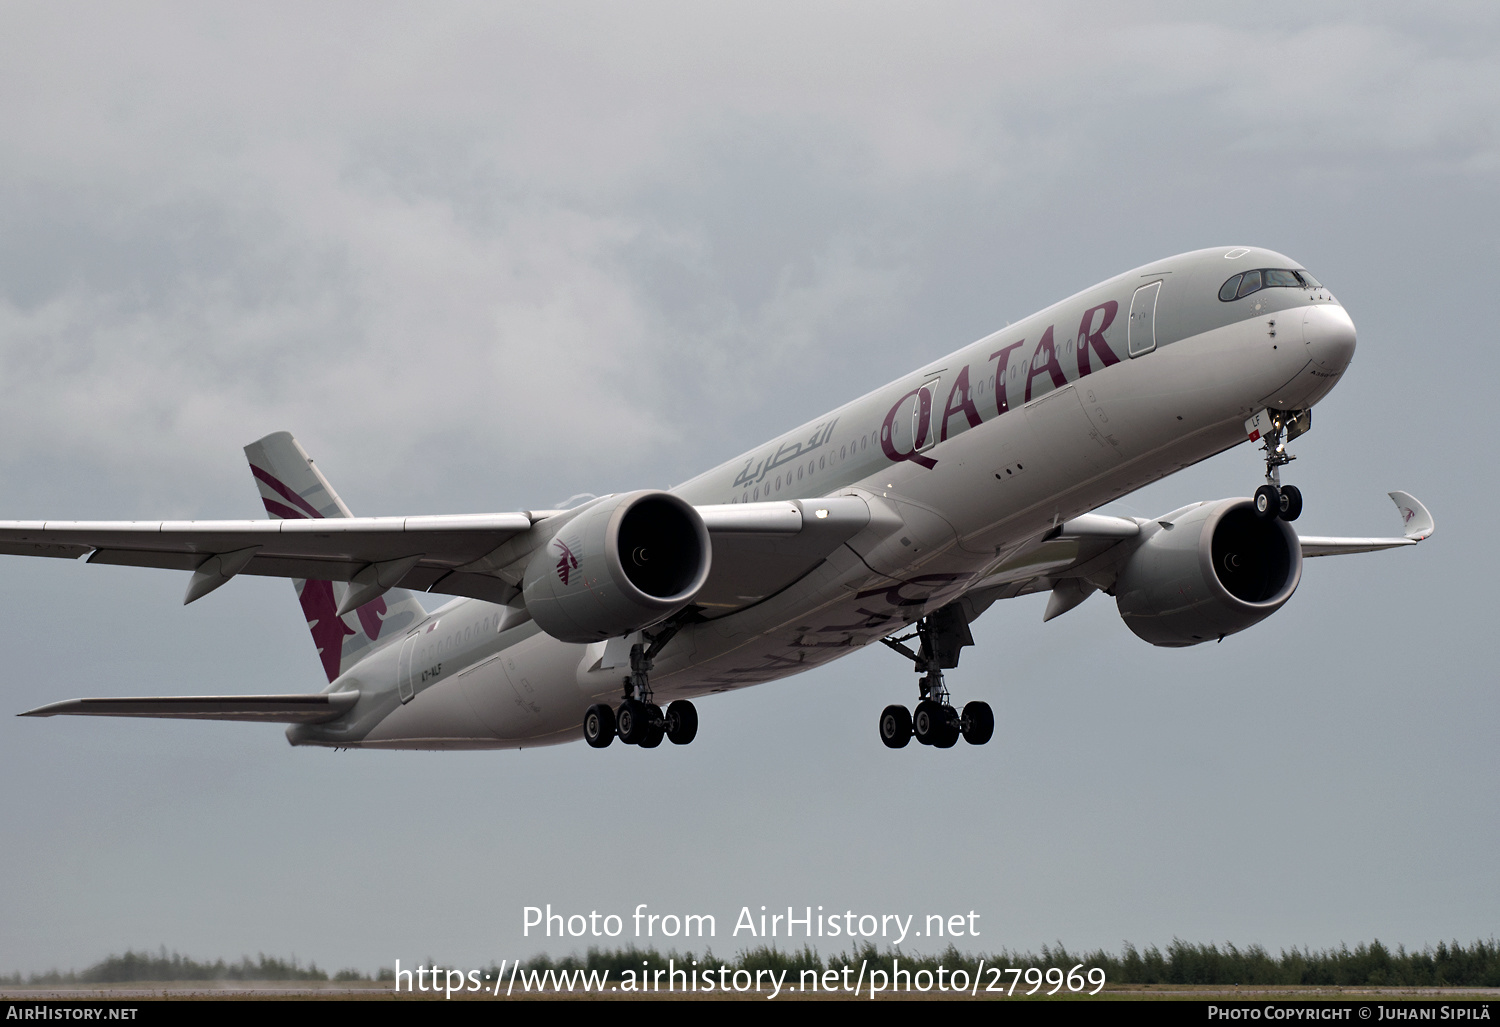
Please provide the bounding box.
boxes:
[20,690,359,723]
[1298,491,1435,557]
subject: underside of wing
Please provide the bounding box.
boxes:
[956,492,1436,630]
[967,513,1143,594]
[1297,536,1418,557]
[0,493,881,620]
[20,691,359,723]
[0,513,537,604]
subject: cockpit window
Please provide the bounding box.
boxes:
[1219,268,1321,301]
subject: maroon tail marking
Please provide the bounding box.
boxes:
[251,465,324,519]
[355,598,387,641]
[299,580,355,682]
[261,498,308,521]
[254,464,384,664]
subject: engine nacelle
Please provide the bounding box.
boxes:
[522,491,711,644]
[1114,498,1302,647]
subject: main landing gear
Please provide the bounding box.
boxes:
[1251,409,1308,523]
[582,621,698,749]
[878,604,993,750]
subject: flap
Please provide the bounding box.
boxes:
[694,497,873,614]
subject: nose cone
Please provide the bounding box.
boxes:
[1303,303,1356,372]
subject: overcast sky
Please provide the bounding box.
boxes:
[0,2,1494,975]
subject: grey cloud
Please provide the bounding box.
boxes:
[0,2,1494,973]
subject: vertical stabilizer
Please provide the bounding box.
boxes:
[243,432,426,682]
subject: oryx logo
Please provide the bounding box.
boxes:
[554,537,581,585]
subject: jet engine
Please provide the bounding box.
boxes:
[522,491,711,644]
[1113,498,1301,647]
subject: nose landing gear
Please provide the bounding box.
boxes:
[1248,408,1309,522]
[878,604,992,750]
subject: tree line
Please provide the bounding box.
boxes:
[4,938,1496,987]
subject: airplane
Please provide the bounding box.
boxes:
[12,245,1432,751]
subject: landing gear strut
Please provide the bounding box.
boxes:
[582,616,699,749]
[1250,409,1308,522]
[878,604,992,749]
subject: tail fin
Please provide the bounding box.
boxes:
[243,432,427,682]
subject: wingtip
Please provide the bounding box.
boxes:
[1388,491,1435,541]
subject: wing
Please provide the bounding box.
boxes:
[0,513,538,605]
[0,496,873,616]
[957,492,1434,623]
[1297,491,1435,556]
[20,691,359,723]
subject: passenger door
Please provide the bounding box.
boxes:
[1128,281,1162,357]
[397,632,418,703]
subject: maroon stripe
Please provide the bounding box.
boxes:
[251,465,323,519]
[261,498,308,521]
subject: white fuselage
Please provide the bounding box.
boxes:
[290,246,1355,749]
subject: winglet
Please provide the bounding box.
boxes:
[1389,491,1434,541]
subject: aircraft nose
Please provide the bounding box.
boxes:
[1303,302,1356,372]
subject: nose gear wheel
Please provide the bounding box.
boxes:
[1252,409,1307,523]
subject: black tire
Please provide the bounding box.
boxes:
[913,700,943,745]
[1254,484,1281,520]
[639,722,664,748]
[1279,484,1303,522]
[583,703,616,748]
[961,701,994,745]
[665,700,698,745]
[616,699,649,745]
[932,705,960,748]
[879,705,912,748]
